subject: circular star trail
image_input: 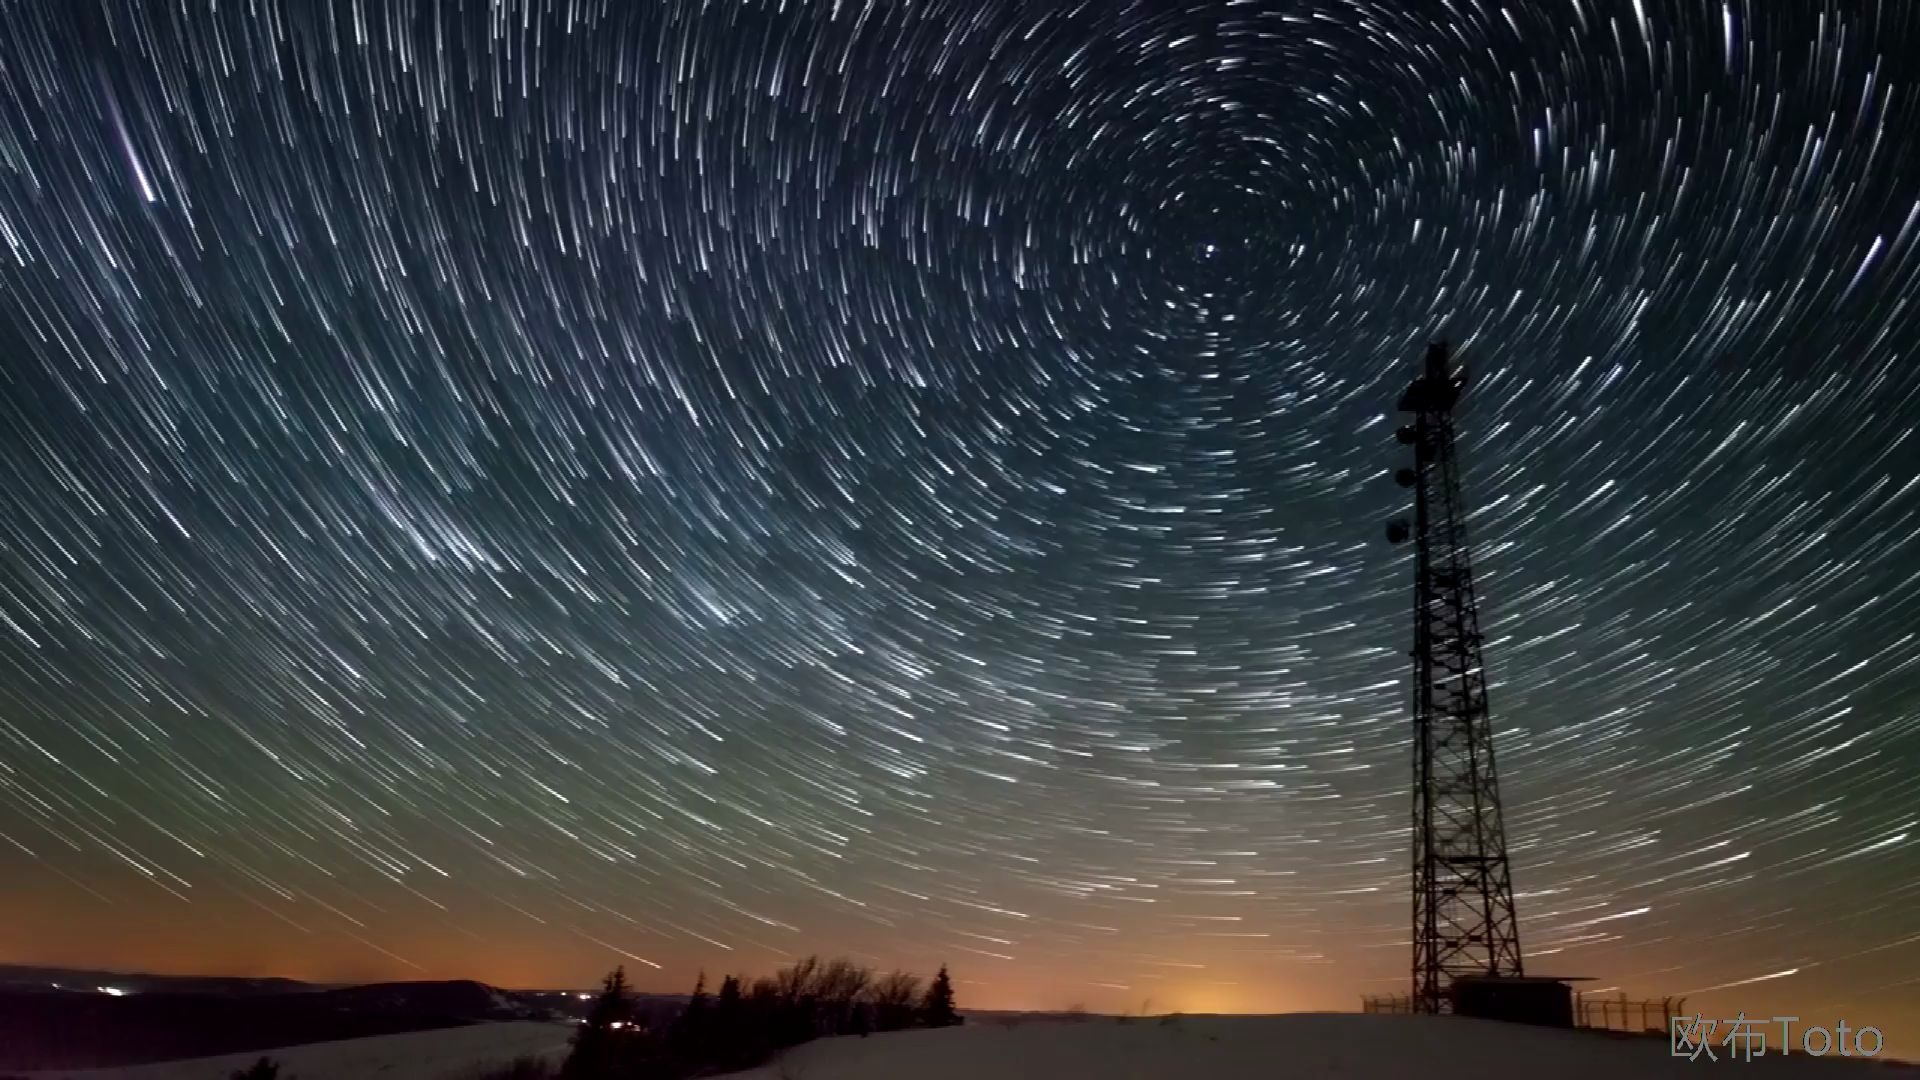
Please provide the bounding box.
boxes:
[2,0,1919,1037]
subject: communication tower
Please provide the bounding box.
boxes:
[1384,341,1526,1014]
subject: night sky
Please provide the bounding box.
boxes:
[2,0,1918,1046]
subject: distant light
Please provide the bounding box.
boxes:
[97,986,128,996]
[577,992,593,1000]
[608,1021,626,1029]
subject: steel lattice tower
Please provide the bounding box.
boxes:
[1385,341,1524,1014]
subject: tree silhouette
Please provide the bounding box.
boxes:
[919,965,961,1028]
[230,1058,281,1080]
[588,966,635,1027]
[562,966,637,1080]
[555,953,940,1078]
[850,999,873,1037]
[812,957,872,1036]
[867,970,922,1032]
[670,971,710,1058]
[715,973,742,1026]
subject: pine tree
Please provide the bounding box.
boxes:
[918,965,960,1028]
[710,975,746,1069]
[587,966,635,1028]
[672,971,710,1056]
[563,966,636,1080]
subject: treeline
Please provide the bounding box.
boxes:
[560,955,962,1079]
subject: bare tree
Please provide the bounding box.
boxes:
[866,970,923,1032]
[812,959,873,1035]
[771,956,822,1005]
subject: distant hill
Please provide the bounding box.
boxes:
[0,971,553,1072]
[0,964,321,997]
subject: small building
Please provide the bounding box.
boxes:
[1450,975,1589,1028]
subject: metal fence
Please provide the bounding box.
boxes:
[1361,989,1683,1034]
[1577,991,1687,1034]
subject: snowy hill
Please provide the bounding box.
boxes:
[712,1013,1915,1079]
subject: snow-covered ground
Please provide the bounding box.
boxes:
[25,1020,575,1080]
[714,1013,1912,1079]
[25,1013,1913,1080]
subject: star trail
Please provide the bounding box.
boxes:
[2,0,1918,1045]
